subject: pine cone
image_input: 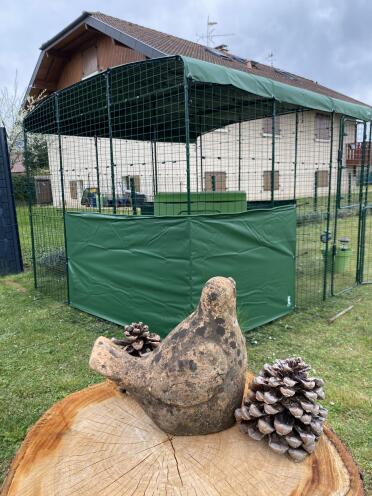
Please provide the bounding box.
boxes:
[235,357,327,462]
[111,322,161,357]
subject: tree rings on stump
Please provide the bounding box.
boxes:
[1,378,364,495]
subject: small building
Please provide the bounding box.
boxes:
[10,160,25,174]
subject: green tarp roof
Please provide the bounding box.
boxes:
[24,55,372,142]
[181,56,372,121]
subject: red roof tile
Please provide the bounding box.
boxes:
[11,161,25,173]
[91,11,366,106]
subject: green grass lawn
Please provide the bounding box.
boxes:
[0,271,371,491]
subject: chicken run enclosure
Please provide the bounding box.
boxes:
[23,55,372,332]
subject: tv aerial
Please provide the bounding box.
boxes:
[197,16,235,48]
[266,51,275,68]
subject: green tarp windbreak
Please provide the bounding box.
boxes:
[65,205,296,336]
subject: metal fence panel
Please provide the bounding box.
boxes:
[0,128,23,276]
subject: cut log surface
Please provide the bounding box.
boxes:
[2,378,364,496]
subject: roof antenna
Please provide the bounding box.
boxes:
[197,16,234,48]
[266,51,275,68]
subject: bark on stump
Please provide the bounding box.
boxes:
[1,377,364,496]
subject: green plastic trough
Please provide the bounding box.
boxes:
[154,192,247,216]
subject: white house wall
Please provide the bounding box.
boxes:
[46,110,356,208]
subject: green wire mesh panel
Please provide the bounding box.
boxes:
[362,207,372,283]
[22,55,372,311]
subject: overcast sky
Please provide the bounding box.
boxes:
[1,0,372,104]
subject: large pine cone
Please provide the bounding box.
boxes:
[235,357,327,462]
[111,322,161,357]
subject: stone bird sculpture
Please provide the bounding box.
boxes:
[89,276,247,435]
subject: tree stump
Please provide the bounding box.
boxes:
[1,377,364,496]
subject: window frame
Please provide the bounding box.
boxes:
[262,116,281,137]
[315,170,329,188]
[123,175,141,192]
[69,180,84,200]
[204,171,227,192]
[314,113,331,142]
[263,170,280,192]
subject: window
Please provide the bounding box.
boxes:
[35,178,52,204]
[123,175,141,192]
[315,113,331,141]
[262,116,281,136]
[204,172,227,191]
[82,46,98,78]
[69,180,83,200]
[263,171,279,191]
[315,170,329,188]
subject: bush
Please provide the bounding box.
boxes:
[12,174,35,202]
[37,248,66,274]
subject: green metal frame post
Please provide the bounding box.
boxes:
[151,134,158,195]
[130,177,137,216]
[195,143,199,192]
[322,112,334,300]
[293,110,299,199]
[331,115,345,295]
[23,129,38,288]
[364,124,372,206]
[94,136,102,213]
[184,74,191,214]
[105,71,116,214]
[200,128,204,192]
[271,99,276,205]
[335,118,345,212]
[238,121,242,190]
[151,96,159,197]
[211,175,216,192]
[54,93,70,304]
[314,171,318,212]
[150,141,155,196]
[359,122,372,283]
[356,122,367,283]
[347,172,352,206]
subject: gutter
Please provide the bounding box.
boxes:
[40,11,91,50]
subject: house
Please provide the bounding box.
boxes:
[10,160,25,174]
[25,11,367,208]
